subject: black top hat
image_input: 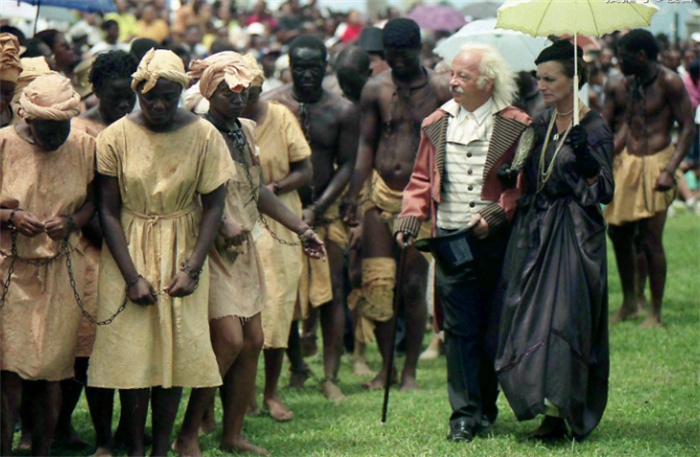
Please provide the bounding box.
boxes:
[414,226,474,271]
[358,27,384,54]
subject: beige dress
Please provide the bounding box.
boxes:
[0,127,95,381]
[208,118,266,322]
[255,102,311,348]
[87,116,233,389]
[71,116,107,357]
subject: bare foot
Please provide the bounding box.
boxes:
[611,302,644,323]
[353,358,373,376]
[639,314,663,329]
[361,369,397,390]
[399,372,419,392]
[91,446,113,457]
[220,437,270,455]
[288,364,313,389]
[173,435,203,457]
[321,379,345,402]
[263,395,294,422]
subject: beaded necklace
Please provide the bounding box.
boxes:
[537,111,572,193]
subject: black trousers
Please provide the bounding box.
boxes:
[435,228,507,429]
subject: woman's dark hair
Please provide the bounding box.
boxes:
[22,38,50,58]
[89,51,138,94]
[536,39,588,89]
[35,29,62,51]
[0,26,26,45]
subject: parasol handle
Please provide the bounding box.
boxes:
[574,33,579,125]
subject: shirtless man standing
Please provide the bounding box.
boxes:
[263,35,359,400]
[604,29,695,328]
[343,18,451,390]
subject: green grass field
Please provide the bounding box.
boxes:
[23,213,700,457]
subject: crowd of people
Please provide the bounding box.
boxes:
[0,1,698,456]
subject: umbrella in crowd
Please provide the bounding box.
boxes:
[406,4,467,31]
[434,18,548,71]
[496,0,659,124]
[18,0,117,13]
[461,1,504,21]
[18,0,117,33]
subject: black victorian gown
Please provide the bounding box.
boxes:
[495,108,613,438]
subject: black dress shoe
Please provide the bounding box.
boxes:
[447,420,475,442]
[474,417,493,435]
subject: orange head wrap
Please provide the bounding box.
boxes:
[187,51,263,100]
[17,73,81,121]
[0,33,23,83]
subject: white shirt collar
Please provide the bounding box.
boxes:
[441,97,508,125]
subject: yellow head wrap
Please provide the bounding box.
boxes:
[187,51,263,100]
[17,73,81,121]
[12,57,55,104]
[243,53,265,88]
[131,48,190,94]
[0,33,23,83]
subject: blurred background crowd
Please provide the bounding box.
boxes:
[2,0,700,206]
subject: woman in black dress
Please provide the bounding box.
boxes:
[495,40,614,441]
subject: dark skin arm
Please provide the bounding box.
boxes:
[258,185,326,260]
[307,102,360,223]
[656,74,696,190]
[164,185,226,296]
[98,173,157,305]
[266,157,312,194]
[343,81,379,225]
[1,208,45,236]
[603,77,627,155]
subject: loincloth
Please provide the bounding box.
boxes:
[367,171,432,258]
[355,257,396,323]
[604,144,679,225]
[294,194,352,320]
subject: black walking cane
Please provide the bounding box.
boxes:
[381,245,408,424]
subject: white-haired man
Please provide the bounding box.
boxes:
[394,44,531,442]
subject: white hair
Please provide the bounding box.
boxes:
[457,42,518,107]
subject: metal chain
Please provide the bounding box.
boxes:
[65,247,127,326]
[0,230,126,325]
[212,117,304,247]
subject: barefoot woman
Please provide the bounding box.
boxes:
[175,51,325,456]
[87,49,232,457]
[1,73,95,456]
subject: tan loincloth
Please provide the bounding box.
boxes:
[604,144,679,225]
[295,197,350,320]
[352,173,432,329]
